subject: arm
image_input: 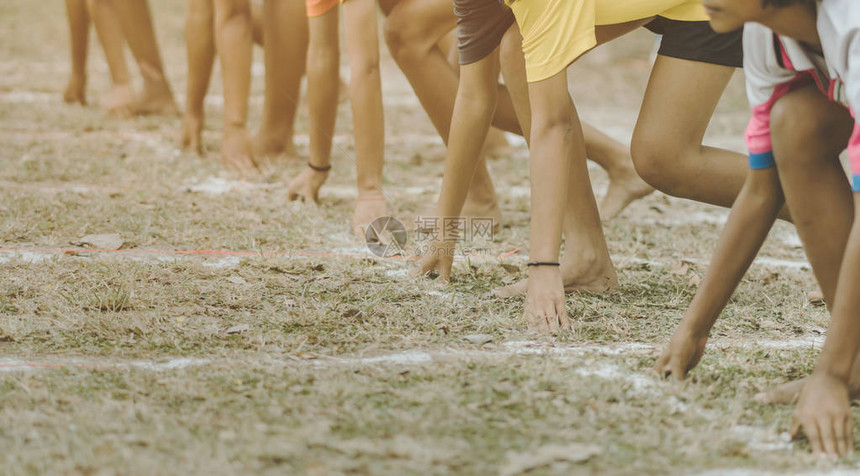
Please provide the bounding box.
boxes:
[413,53,500,281]
[655,167,783,378]
[793,26,860,458]
[656,27,797,378]
[520,71,574,332]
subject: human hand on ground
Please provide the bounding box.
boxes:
[792,373,853,458]
[523,267,570,334]
[654,327,708,380]
[287,166,329,203]
[410,239,455,283]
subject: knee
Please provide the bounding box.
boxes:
[215,0,251,22]
[771,96,850,167]
[383,9,419,60]
[531,106,575,141]
[306,46,338,76]
[630,133,680,190]
[350,54,381,81]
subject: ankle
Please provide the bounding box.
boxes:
[224,122,249,134]
[357,182,383,197]
[561,244,611,273]
[357,188,385,200]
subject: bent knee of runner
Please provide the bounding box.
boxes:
[771,96,852,166]
[629,134,687,192]
[383,10,421,61]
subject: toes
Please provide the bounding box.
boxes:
[492,281,527,298]
[752,392,772,404]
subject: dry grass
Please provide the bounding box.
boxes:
[0,1,856,474]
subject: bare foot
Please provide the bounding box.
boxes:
[523,266,571,334]
[181,113,204,155]
[221,126,258,174]
[493,253,618,298]
[754,378,807,404]
[287,166,329,203]
[484,128,514,159]
[106,84,137,118]
[253,130,298,165]
[352,194,387,241]
[134,82,179,116]
[754,370,860,404]
[461,188,502,235]
[63,76,87,105]
[599,165,654,221]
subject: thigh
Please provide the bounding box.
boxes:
[343,0,379,63]
[308,4,339,50]
[385,0,457,49]
[635,55,735,148]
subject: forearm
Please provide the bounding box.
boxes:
[814,213,860,383]
[680,168,783,337]
[214,0,253,127]
[436,64,499,237]
[66,0,90,76]
[527,121,571,261]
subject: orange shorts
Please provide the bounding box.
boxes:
[306,0,339,17]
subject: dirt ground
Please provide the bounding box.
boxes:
[1,1,857,475]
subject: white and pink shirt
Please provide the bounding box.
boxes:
[818,0,860,190]
[743,0,859,189]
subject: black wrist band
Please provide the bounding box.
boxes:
[527,261,561,267]
[308,162,331,172]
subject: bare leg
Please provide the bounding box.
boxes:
[343,0,387,238]
[255,0,309,162]
[384,0,505,225]
[582,123,654,219]
[214,0,256,172]
[111,0,178,116]
[182,0,215,154]
[87,0,135,117]
[752,88,858,404]
[64,0,90,105]
[288,7,338,204]
[493,24,628,299]
[251,1,263,45]
[521,70,617,333]
[499,24,650,222]
[632,56,788,221]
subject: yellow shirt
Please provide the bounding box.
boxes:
[506,0,707,82]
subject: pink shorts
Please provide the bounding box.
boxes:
[306,0,339,17]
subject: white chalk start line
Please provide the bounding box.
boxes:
[0,244,811,274]
[0,337,824,375]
